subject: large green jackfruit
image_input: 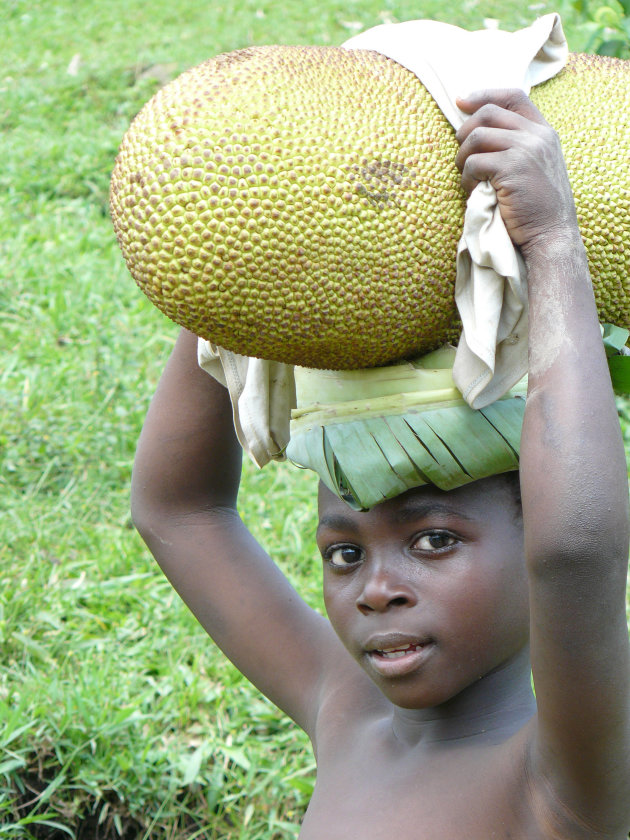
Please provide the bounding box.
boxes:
[110,46,630,370]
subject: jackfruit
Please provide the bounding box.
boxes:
[110,46,630,370]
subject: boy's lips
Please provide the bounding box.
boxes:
[364,633,435,678]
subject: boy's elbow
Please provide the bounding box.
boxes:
[526,508,630,578]
[130,485,160,547]
[129,464,172,546]
[130,490,184,566]
[130,469,240,553]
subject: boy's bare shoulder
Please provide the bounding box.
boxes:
[305,688,625,840]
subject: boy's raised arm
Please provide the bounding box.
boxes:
[131,329,344,735]
[457,91,630,828]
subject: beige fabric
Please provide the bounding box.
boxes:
[343,15,568,408]
[197,340,295,466]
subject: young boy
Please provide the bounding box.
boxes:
[131,90,630,837]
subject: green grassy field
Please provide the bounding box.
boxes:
[1,0,627,837]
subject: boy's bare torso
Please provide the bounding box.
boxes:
[301,686,615,840]
[304,720,531,839]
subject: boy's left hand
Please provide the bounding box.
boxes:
[455,90,579,261]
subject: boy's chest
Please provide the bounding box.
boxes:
[298,720,605,840]
[299,742,530,840]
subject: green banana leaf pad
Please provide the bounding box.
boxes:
[286,330,630,511]
[286,347,526,511]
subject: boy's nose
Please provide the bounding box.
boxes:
[356,564,417,615]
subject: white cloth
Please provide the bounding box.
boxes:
[343,15,568,407]
[197,341,295,466]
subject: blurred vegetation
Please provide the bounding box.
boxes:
[564,0,630,56]
[1,0,628,837]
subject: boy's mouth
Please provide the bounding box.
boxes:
[373,642,426,659]
[364,635,434,677]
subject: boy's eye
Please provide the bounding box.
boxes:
[414,532,457,551]
[326,545,363,567]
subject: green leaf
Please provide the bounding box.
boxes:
[12,818,75,837]
[181,744,205,787]
[0,721,38,749]
[608,356,630,394]
[597,38,628,55]
[33,773,66,806]
[583,24,608,52]
[218,746,251,772]
[10,632,52,664]
[602,323,630,356]
[593,5,622,27]
[571,0,588,16]
[0,758,27,775]
[286,776,315,795]
[601,324,630,393]
[288,388,525,510]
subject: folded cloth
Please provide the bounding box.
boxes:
[342,14,568,407]
[197,340,295,467]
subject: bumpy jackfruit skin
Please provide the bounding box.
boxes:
[110,46,464,368]
[531,53,630,330]
[110,47,630,369]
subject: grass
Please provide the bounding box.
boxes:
[1,0,627,837]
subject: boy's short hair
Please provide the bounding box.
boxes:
[499,470,522,514]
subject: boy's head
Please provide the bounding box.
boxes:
[316,471,529,710]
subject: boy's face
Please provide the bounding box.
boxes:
[316,475,529,710]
